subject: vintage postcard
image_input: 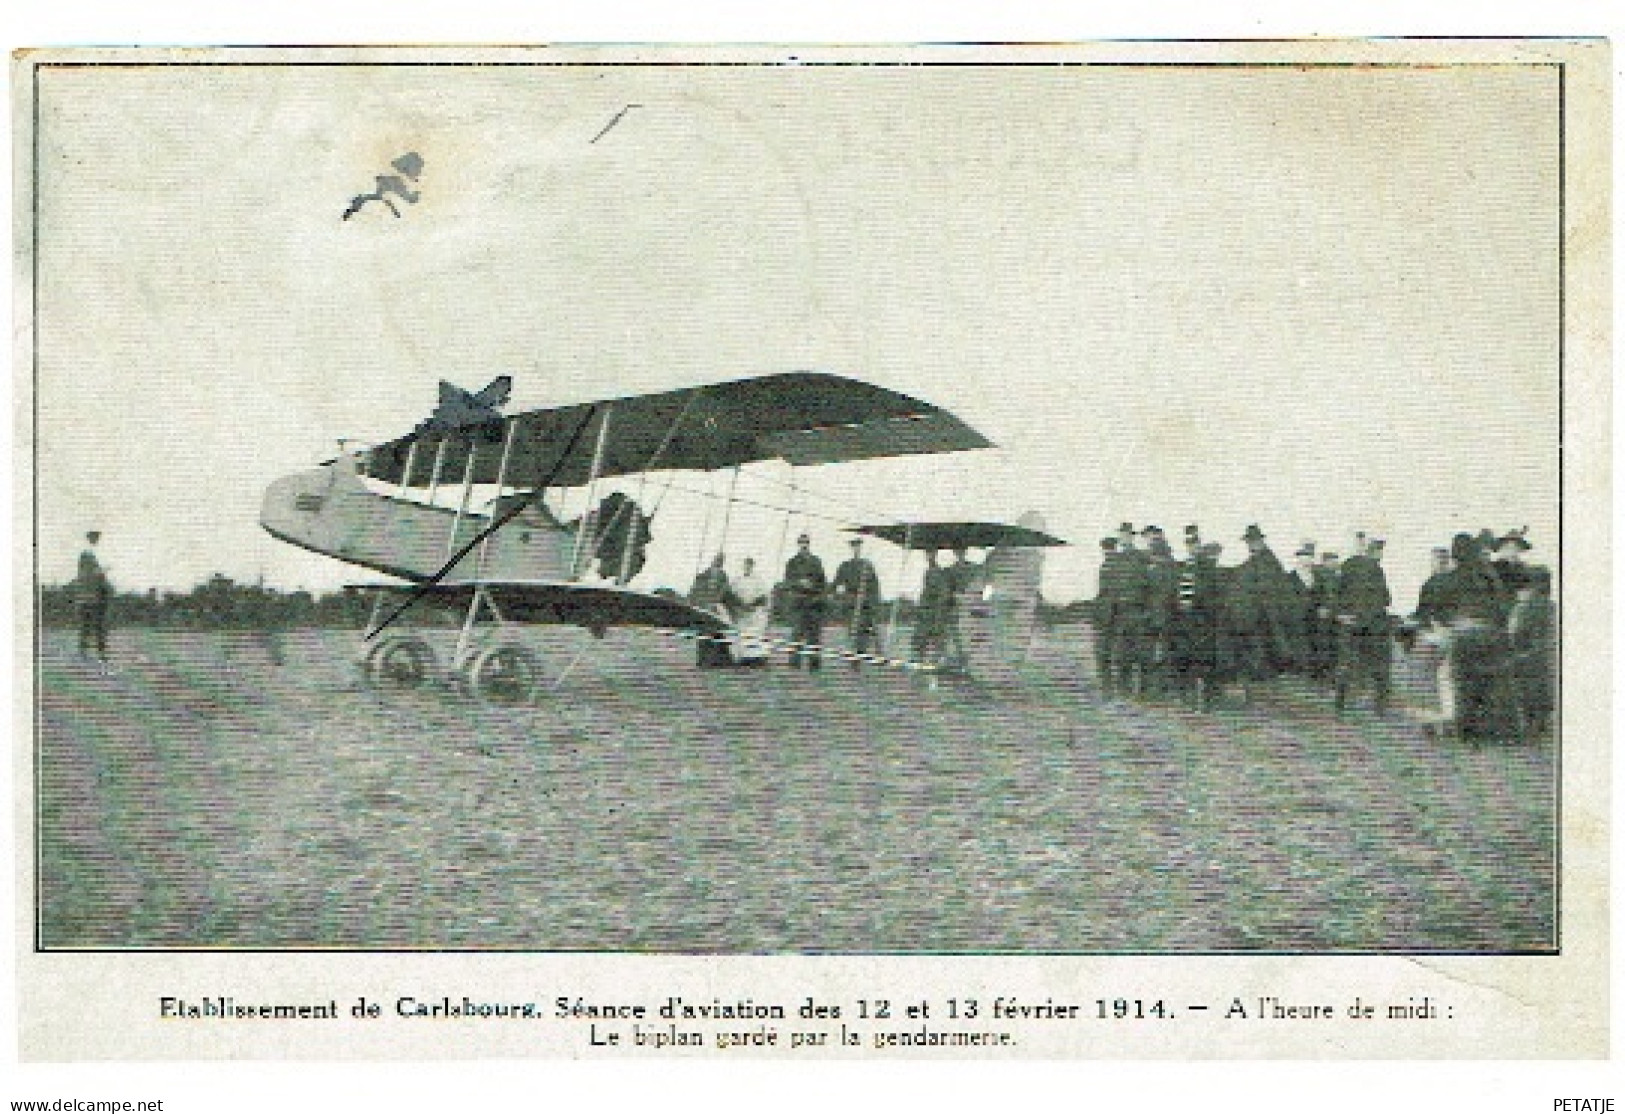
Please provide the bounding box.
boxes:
[13,40,1609,1061]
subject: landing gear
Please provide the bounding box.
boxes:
[357,586,544,704]
[363,635,437,692]
[464,642,541,705]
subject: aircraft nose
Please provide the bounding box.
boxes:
[260,469,329,545]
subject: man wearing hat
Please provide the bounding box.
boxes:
[783,533,829,670]
[1333,535,1393,713]
[75,530,112,660]
[832,536,883,669]
[1228,524,1304,696]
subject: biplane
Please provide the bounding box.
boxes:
[259,371,1063,701]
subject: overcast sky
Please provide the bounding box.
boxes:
[33,59,1559,604]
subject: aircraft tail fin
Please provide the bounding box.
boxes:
[960,511,1048,678]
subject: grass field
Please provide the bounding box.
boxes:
[35,627,1555,952]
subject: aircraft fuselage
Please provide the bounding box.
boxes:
[259,461,575,583]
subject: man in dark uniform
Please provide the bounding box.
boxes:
[1413,546,1455,627]
[1167,527,1222,708]
[1333,535,1393,713]
[1508,566,1555,736]
[1284,541,1316,669]
[942,546,981,669]
[1435,533,1520,742]
[832,537,883,669]
[1105,523,1152,696]
[1492,530,1532,598]
[783,533,828,671]
[1140,525,1179,695]
[1092,536,1128,694]
[75,531,112,660]
[913,549,955,666]
[1229,524,1302,698]
[688,553,735,667]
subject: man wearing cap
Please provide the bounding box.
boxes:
[1333,535,1393,713]
[1286,542,1328,681]
[1167,527,1222,708]
[1098,527,1150,694]
[783,533,828,670]
[1092,536,1138,695]
[729,556,772,666]
[1409,545,1459,730]
[833,537,883,669]
[1492,530,1532,597]
[1138,526,1179,694]
[74,531,112,660]
[1413,546,1455,627]
[1508,565,1555,736]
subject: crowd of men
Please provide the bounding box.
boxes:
[688,535,983,672]
[1091,522,1554,742]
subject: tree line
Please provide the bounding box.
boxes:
[38,574,371,630]
[40,572,1090,631]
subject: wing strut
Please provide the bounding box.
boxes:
[447,445,479,561]
[397,440,420,498]
[883,521,916,652]
[571,404,614,579]
[425,439,448,504]
[477,417,520,578]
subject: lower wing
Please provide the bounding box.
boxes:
[357,579,730,635]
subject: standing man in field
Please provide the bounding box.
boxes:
[1167,527,1222,709]
[1140,525,1179,695]
[688,552,734,667]
[783,533,828,671]
[729,556,772,667]
[74,530,112,660]
[1091,536,1128,694]
[1228,524,1301,699]
[942,545,981,670]
[832,537,883,669]
[1334,535,1394,713]
[1105,521,1152,696]
[912,548,955,667]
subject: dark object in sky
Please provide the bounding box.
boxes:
[367,372,993,488]
[849,522,1068,550]
[341,151,425,220]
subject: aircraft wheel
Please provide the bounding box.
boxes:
[364,636,438,692]
[466,643,541,705]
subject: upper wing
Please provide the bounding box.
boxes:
[364,580,731,634]
[367,371,992,488]
[850,521,1068,550]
